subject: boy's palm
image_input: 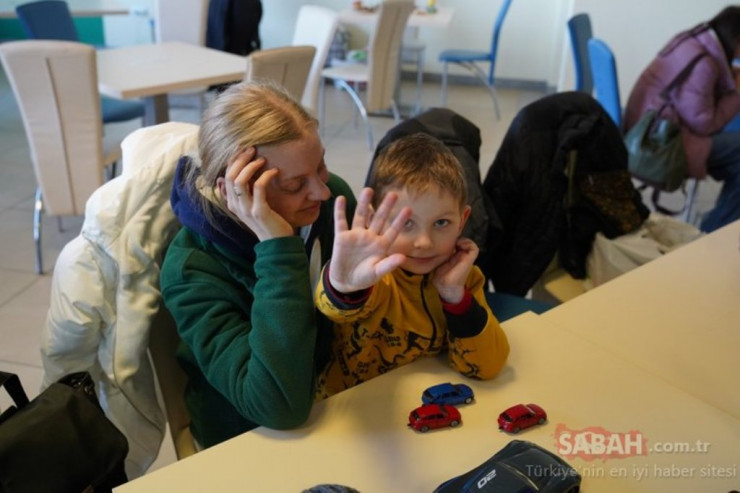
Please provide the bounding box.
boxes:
[329,189,410,293]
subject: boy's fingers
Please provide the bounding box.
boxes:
[351,188,374,230]
[368,191,398,234]
[383,206,412,241]
[334,196,348,234]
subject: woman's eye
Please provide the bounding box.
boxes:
[435,219,451,228]
[403,219,414,230]
[281,181,306,194]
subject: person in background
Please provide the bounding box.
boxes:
[160,81,356,448]
[314,133,510,399]
[624,6,740,232]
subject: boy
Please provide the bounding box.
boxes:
[315,133,509,399]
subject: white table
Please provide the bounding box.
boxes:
[115,312,739,493]
[0,0,127,18]
[338,6,454,29]
[542,219,740,419]
[96,42,247,125]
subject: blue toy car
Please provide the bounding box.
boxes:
[422,382,474,405]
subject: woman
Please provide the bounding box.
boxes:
[624,6,740,232]
[160,81,356,448]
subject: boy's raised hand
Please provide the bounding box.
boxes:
[432,237,479,304]
[329,188,411,293]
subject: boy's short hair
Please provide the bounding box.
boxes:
[368,133,468,208]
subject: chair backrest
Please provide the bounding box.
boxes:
[154,0,209,45]
[567,13,593,94]
[588,38,622,128]
[148,306,197,460]
[487,0,514,83]
[291,5,339,114]
[15,0,78,41]
[244,45,316,102]
[365,0,414,113]
[0,40,105,216]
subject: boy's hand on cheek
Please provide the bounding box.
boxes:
[433,238,479,304]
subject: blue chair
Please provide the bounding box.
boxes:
[15,0,145,125]
[587,37,621,129]
[438,0,513,119]
[567,13,593,94]
[485,292,553,322]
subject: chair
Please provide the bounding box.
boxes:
[0,40,122,274]
[400,26,425,115]
[15,0,145,125]
[587,38,621,129]
[148,306,197,460]
[320,0,414,150]
[589,38,700,223]
[438,0,513,118]
[567,13,593,94]
[154,0,210,111]
[40,121,199,476]
[291,5,339,116]
[244,45,316,102]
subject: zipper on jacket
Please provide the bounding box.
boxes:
[420,275,440,351]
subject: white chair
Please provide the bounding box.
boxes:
[154,0,210,111]
[291,5,339,116]
[320,0,414,150]
[400,26,425,115]
[244,46,316,103]
[0,40,121,274]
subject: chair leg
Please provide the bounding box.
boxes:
[413,47,425,115]
[461,61,501,120]
[441,61,449,106]
[335,79,373,150]
[33,187,44,275]
[682,178,700,223]
[319,77,326,138]
[390,99,401,123]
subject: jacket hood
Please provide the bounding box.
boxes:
[171,156,258,259]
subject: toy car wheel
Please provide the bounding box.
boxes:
[420,425,429,433]
[538,418,546,425]
[512,427,520,433]
[450,420,460,427]
[464,397,473,404]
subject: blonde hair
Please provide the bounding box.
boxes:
[186,80,318,222]
[369,133,467,208]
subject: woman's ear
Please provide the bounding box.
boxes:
[216,176,228,202]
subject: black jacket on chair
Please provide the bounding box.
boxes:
[481,92,648,296]
[206,0,262,56]
[368,107,501,260]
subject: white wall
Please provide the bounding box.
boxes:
[105,0,735,97]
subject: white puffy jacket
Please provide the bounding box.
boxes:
[40,122,199,478]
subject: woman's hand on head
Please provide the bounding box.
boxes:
[432,237,479,304]
[328,188,410,293]
[219,147,294,241]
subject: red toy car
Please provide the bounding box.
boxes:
[408,404,461,432]
[498,403,547,433]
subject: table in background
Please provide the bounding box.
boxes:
[115,312,739,493]
[542,219,740,419]
[0,0,127,18]
[96,41,246,125]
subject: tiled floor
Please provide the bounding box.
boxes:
[0,67,720,475]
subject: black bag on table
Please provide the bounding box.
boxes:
[0,371,129,493]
